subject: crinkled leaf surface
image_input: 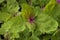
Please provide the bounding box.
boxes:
[52,4,60,27]
[21,4,35,19]
[0,15,26,39]
[20,3,58,35]
[44,0,56,13]
[0,12,11,22]
[0,0,60,40]
[7,0,19,14]
[34,6,58,33]
[50,5,60,27]
[36,13,58,33]
[44,0,60,27]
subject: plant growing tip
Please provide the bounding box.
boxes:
[28,17,34,23]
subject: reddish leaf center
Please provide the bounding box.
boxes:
[29,17,34,23]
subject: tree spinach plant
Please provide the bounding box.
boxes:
[0,0,60,40]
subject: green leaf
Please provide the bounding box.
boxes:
[48,4,60,27]
[0,12,11,22]
[21,4,35,19]
[35,13,58,33]
[44,0,56,13]
[41,0,60,31]
[7,0,19,13]
[34,7,42,17]
[0,15,26,39]
[0,16,24,34]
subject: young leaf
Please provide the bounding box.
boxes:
[0,15,26,39]
[0,12,11,22]
[43,0,56,13]
[35,13,58,33]
[49,4,60,27]
[21,4,35,19]
[7,0,19,14]
[44,0,60,27]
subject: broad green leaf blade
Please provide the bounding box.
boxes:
[7,0,19,14]
[35,13,58,33]
[21,4,35,19]
[9,23,26,33]
[43,0,56,13]
[0,15,25,34]
[0,15,26,39]
[0,12,11,22]
[42,0,60,28]
[45,3,60,27]
[34,7,43,17]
